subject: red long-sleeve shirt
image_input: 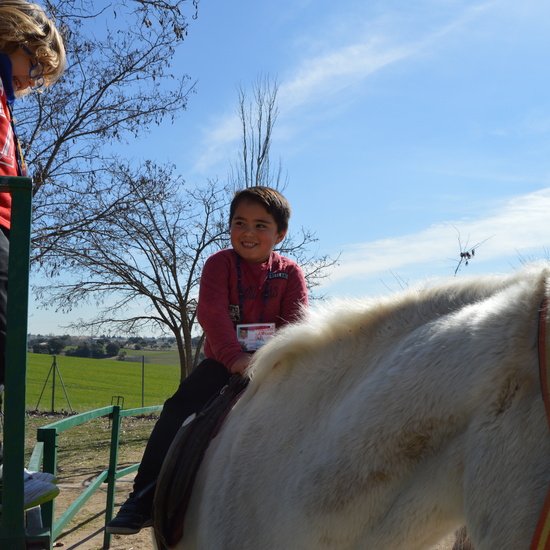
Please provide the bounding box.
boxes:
[197,248,308,370]
[0,76,18,229]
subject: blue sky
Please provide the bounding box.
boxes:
[28,0,550,334]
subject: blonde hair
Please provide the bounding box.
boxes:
[0,0,65,88]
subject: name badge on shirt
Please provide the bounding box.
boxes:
[237,323,276,352]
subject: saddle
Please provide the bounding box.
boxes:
[152,374,249,549]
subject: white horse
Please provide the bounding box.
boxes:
[174,263,550,550]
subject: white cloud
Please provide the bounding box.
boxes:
[278,39,417,111]
[192,113,241,173]
[278,0,498,112]
[325,187,550,287]
[192,1,499,175]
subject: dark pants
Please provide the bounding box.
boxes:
[0,226,9,466]
[132,358,231,496]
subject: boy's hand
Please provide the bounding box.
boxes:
[230,354,251,375]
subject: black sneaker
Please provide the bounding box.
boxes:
[106,494,153,535]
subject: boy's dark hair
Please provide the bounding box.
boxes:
[229,186,291,233]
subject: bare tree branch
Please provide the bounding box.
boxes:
[228,76,339,294]
[452,226,494,275]
[34,167,230,378]
[16,0,197,257]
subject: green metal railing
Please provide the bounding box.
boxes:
[35,404,161,549]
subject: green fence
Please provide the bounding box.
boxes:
[31,404,162,549]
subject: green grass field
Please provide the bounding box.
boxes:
[117,347,183,365]
[27,352,181,413]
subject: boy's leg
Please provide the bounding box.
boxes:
[107,358,231,534]
[133,358,231,494]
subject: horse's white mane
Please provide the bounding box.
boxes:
[246,262,550,390]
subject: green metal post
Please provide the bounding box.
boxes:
[142,355,145,408]
[0,177,35,549]
[51,356,56,413]
[103,405,122,549]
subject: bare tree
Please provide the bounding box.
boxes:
[35,75,338,378]
[14,0,197,265]
[35,163,230,379]
[229,76,287,191]
[229,76,339,292]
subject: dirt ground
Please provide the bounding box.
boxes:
[26,413,156,550]
[52,468,152,550]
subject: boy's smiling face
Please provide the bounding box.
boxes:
[230,198,287,264]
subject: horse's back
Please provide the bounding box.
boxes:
[181,263,550,550]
